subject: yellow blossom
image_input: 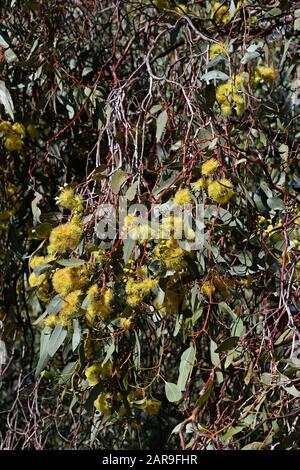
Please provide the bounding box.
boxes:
[12,122,26,139]
[0,121,12,134]
[210,43,227,60]
[140,398,161,415]
[60,289,82,319]
[175,4,187,14]
[47,222,82,254]
[86,362,113,386]
[26,123,40,139]
[210,2,230,26]
[30,255,55,270]
[173,188,192,205]
[255,66,276,84]
[94,393,113,415]
[5,134,23,152]
[52,266,88,296]
[44,315,58,329]
[125,277,158,307]
[57,187,83,212]
[202,158,219,176]
[207,178,233,205]
[193,177,208,190]
[29,272,46,287]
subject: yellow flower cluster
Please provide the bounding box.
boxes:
[57,187,83,212]
[210,2,230,26]
[29,272,46,288]
[47,222,82,254]
[140,398,161,415]
[86,362,113,386]
[210,1,244,26]
[60,289,82,319]
[254,66,277,86]
[124,215,150,241]
[201,276,229,299]
[125,277,158,307]
[26,123,40,140]
[0,121,26,152]
[216,73,246,116]
[210,42,228,60]
[173,188,192,205]
[155,284,183,316]
[202,158,220,176]
[157,215,194,241]
[207,178,233,205]
[52,266,89,296]
[86,285,113,324]
[94,392,113,415]
[154,237,186,270]
[193,177,210,191]
[257,215,283,237]
[30,254,55,270]
[44,314,58,328]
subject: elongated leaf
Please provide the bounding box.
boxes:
[156,109,168,143]
[0,81,14,120]
[35,328,51,376]
[72,320,81,351]
[201,70,229,82]
[215,336,240,353]
[46,295,63,315]
[58,361,76,385]
[57,258,86,267]
[111,169,129,195]
[48,324,67,357]
[210,340,224,383]
[177,345,196,391]
[123,237,136,264]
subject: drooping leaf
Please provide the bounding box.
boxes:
[156,109,168,143]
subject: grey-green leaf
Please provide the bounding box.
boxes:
[0,80,14,120]
[165,382,182,403]
[156,109,168,143]
[48,324,67,357]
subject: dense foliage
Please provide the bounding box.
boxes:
[1,0,300,450]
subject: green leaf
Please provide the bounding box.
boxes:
[241,50,260,65]
[215,336,240,353]
[177,345,196,391]
[221,425,244,443]
[267,197,285,210]
[165,382,182,403]
[126,181,138,201]
[46,295,63,315]
[195,381,213,407]
[192,307,203,326]
[58,361,76,385]
[111,169,129,195]
[210,340,223,383]
[35,327,51,376]
[102,341,115,365]
[29,223,52,239]
[241,442,263,450]
[72,320,81,351]
[156,109,168,143]
[133,330,141,369]
[57,258,86,267]
[123,237,136,264]
[48,324,67,357]
[201,70,229,82]
[0,80,14,120]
